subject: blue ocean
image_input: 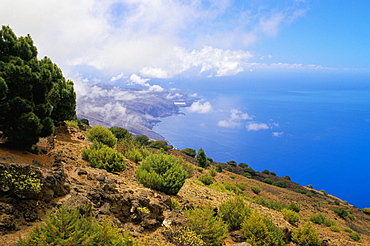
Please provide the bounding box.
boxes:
[153,71,370,208]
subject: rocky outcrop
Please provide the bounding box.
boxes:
[0,160,69,234]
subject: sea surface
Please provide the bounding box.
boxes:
[152,71,370,208]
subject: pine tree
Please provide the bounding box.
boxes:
[196,148,208,168]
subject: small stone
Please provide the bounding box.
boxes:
[77,168,88,175]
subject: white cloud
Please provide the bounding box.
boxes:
[272,131,284,137]
[0,0,311,81]
[218,109,253,128]
[246,122,270,131]
[129,74,150,86]
[187,101,212,114]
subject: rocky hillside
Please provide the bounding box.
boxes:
[1,125,370,246]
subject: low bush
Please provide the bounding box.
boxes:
[17,206,141,246]
[87,126,117,148]
[216,163,223,172]
[209,183,227,193]
[162,226,205,246]
[332,207,354,219]
[349,233,361,241]
[223,182,242,195]
[149,140,172,150]
[185,205,228,246]
[181,148,196,157]
[362,207,370,215]
[82,142,126,172]
[282,209,300,225]
[124,147,151,164]
[309,213,326,225]
[251,186,261,194]
[262,178,273,185]
[253,197,287,211]
[273,180,287,188]
[236,182,247,191]
[241,210,285,246]
[288,203,301,212]
[199,174,213,185]
[291,222,321,246]
[219,196,251,231]
[209,167,217,177]
[330,225,340,232]
[136,153,186,195]
[109,127,131,140]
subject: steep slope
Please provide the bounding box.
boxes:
[0,126,369,246]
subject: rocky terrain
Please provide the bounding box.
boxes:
[0,125,370,245]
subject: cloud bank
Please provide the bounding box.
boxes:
[0,0,310,81]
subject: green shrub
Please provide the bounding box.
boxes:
[241,210,285,246]
[82,142,126,172]
[283,175,291,180]
[236,182,247,191]
[169,198,181,210]
[79,118,89,126]
[342,228,352,233]
[209,167,217,177]
[163,226,205,246]
[291,222,321,246]
[216,163,223,172]
[262,178,273,185]
[244,167,256,176]
[125,147,151,164]
[223,182,242,195]
[209,183,227,193]
[262,169,270,174]
[196,148,209,168]
[17,206,141,246]
[87,126,117,147]
[310,213,326,225]
[243,172,252,178]
[65,120,79,129]
[149,140,172,150]
[174,156,194,178]
[330,225,340,232]
[362,207,370,215]
[251,186,261,194]
[227,160,237,166]
[185,205,228,246]
[109,127,131,139]
[133,135,149,146]
[181,148,196,157]
[270,172,276,176]
[349,233,361,241]
[288,203,301,212]
[199,174,213,185]
[273,180,287,188]
[332,207,354,219]
[136,153,186,195]
[225,166,233,172]
[282,209,300,225]
[219,196,251,231]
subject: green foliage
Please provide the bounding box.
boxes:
[332,207,354,219]
[227,160,237,166]
[273,180,287,188]
[125,147,151,164]
[342,228,352,233]
[236,182,247,191]
[79,118,89,126]
[133,135,149,146]
[87,126,117,148]
[262,169,270,174]
[185,205,228,246]
[238,163,248,168]
[225,166,233,172]
[149,140,172,150]
[362,207,370,215]
[282,209,300,225]
[16,206,141,246]
[173,155,194,178]
[169,198,181,210]
[243,167,256,176]
[209,166,217,177]
[1,167,43,194]
[219,196,251,231]
[0,26,77,149]
[270,171,277,176]
[82,142,126,172]
[330,225,340,232]
[196,148,209,168]
[288,203,301,212]
[65,120,79,129]
[181,148,196,158]
[198,174,213,185]
[251,186,261,194]
[109,127,131,140]
[241,210,285,246]
[291,222,321,246]
[283,175,291,180]
[136,152,186,195]
[309,213,326,225]
[223,182,242,195]
[209,182,227,193]
[163,226,205,246]
[262,178,273,185]
[349,233,361,241]
[216,163,223,172]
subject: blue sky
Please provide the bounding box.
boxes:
[1,0,370,88]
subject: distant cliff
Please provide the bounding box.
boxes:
[76,83,195,140]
